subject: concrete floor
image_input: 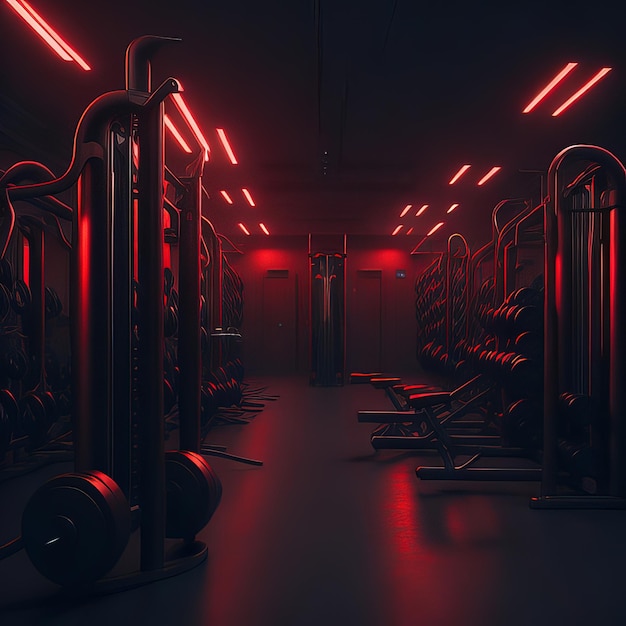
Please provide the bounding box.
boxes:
[1,375,626,626]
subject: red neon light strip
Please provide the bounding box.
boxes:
[447,203,459,214]
[406,227,414,235]
[164,115,193,153]
[400,204,412,218]
[242,188,256,207]
[238,223,251,236]
[477,166,501,186]
[416,204,428,216]
[259,223,270,235]
[552,67,612,116]
[449,165,471,185]
[171,92,211,159]
[427,222,445,236]
[216,128,238,164]
[8,0,91,70]
[392,225,403,236]
[523,62,578,113]
[220,190,233,204]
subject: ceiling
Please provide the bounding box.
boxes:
[1,0,626,249]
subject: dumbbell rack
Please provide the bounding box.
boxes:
[531,144,626,509]
[1,36,223,591]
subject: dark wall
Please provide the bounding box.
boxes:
[230,235,436,377]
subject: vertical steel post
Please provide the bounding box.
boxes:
[178,175,202,453]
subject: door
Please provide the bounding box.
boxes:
[347,269,382,373]
[261,271,298,373]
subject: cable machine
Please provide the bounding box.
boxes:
[532,144,626,509]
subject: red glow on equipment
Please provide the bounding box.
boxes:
[259,223,270,235]
[164,115,193,153]
[220,190,233,204]
[242,188,256,207]
[477,166,501,186]
[523,62,578,113]
[400,204,412,218]
[427,222,445,236]
[447,203,459,214]
[552,67,612,116]
[392,225,403,236]
[238,223,251,236]
[449,165,471,185]
[216,128,238,164]
[7,0,91,70]
[416,204,428,216]
[171,92,211,159]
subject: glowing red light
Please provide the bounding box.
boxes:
[399,204,412,218]
[164,115,192,153]
[171,92,211,159]
[416,204,428,216]
[523,62,578,113]
[238,223,251,236]
[259,223,270,235]
[446,203,459,214]
[406,227,414,235]
[242,188,256,207]
[7,0,91,70]
[449,165,471,185]
[427,222,444,236]
[220,190,233,204]
[216,128,238,164]
[477,166,501,186]
[552,67,612,116]
[391,225,403,236]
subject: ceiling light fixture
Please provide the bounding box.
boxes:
[406,227,414,235]
[259,223,270,235]
[238,223,251,236]
[523,62,578,113]
[427,222,445,236]
[7,0,91,70]
[416,204,428,216]
[449,165,471,185]
[400,204,412,217]
[447,203,459,214]
[171,92,211,160]
[392,225,403,236]
[216,128,238,164]
[242,188,256,207]
[552,67,613,116]
[477,166,502,186]
[164,115,193,153]
[220,190,233,204]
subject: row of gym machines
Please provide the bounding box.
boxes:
[356,144,626,509]
[0,37,248,590]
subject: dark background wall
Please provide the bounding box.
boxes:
[231,235,435,377]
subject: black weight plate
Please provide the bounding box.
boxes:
[0,258,13,288]
[0,283,11,323]
[21,471,130,587]
[19,393,50,444]
[2,348,29,380]
[165,450,222,539]
[11,279,31,315]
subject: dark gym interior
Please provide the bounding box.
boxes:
[2,1,626,625]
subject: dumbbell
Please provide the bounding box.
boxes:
[558,392,593,429]
[505,398,542,448]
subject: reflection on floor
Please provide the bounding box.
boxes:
[1,375,626,626]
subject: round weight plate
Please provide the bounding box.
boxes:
[0,283,11,323]
[21,471,130,587]
[11,279,31,315]
[19,393,51,445]
[165,450,222,539]
[3,348,29,380]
